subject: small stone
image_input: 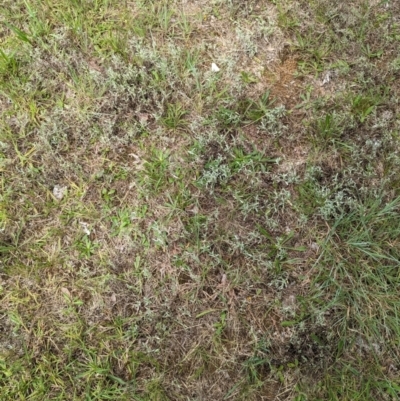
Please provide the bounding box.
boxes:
[53,185,67,200]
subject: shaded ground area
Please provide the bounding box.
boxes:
[1,0,400,399]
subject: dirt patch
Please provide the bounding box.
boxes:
[265,57,303,108]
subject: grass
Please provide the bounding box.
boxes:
[1,0,400,399]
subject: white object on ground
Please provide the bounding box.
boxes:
[53,185,67,200]
[211,63,220,72]
[80,222,91,236]
[321,71,331,85]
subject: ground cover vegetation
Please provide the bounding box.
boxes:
[1,0,400,399]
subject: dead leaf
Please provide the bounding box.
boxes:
[221,274,227,286]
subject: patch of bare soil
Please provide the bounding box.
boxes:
[265,57,303,109]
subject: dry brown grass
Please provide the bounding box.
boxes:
[1,0,400,400]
